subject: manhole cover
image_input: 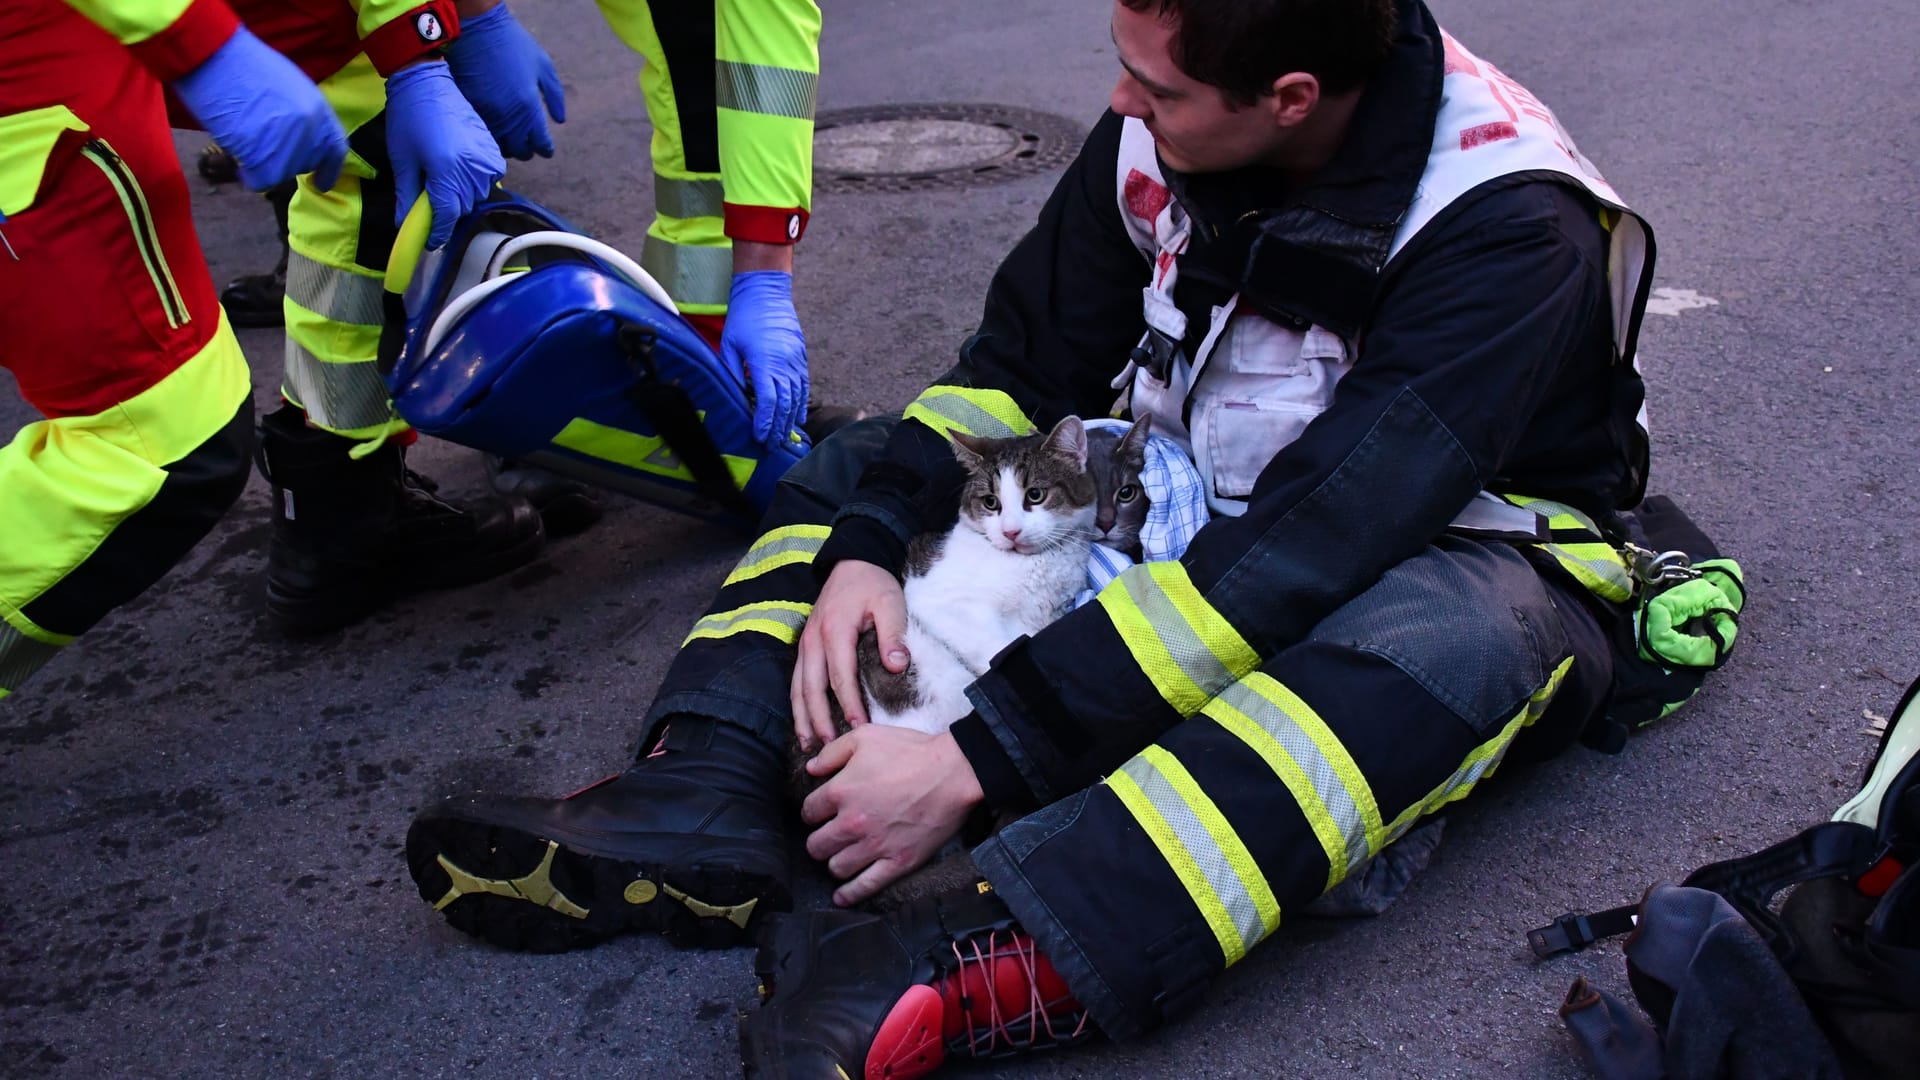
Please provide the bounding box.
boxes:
[813,104,1084,193]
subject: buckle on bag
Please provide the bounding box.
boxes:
[1625,543,1701,590]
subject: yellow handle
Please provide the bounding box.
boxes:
[384,194,433,295]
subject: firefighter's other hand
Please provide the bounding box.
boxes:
[801,726,982,907]
[444,4,566,160]
[171,27,347,192]
[385,60,505,249]
[724,271,810,448]
[793,560,906,751]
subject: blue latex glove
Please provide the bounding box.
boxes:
[171,27,347,192]
[444,4,566,160]
[722,270,810,447]
[384,61,506,249]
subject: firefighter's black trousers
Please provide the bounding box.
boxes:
[642,417,1616,1040]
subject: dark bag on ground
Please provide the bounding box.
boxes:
[1531,674,1920,1079]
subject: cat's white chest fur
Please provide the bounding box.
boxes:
[908,527,1084,666]
[873,528,1087,735]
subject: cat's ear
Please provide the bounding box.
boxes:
[1118,414,1152,466]
[949,431,990,470]
[1041,415,1089,470]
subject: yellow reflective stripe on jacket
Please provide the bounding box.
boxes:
[1505,495,1633,604]
[60,0,194,44]
[714,0,818,213]
[901,386,1036,441]
[551,418,756,490]
[1097,560,1260,716]
[0,107,89,218]
[683,601,812,645]
[1383,656,1573,842]
[1203,674,1384,892]
[723,524,831,587]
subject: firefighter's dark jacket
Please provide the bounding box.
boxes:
[813,0,1650,812]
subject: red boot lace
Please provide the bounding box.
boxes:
[935,929,1091,1058]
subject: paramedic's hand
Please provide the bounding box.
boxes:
[793,560,907,750]
[444,4,566,160]
[171,27,347,192]
[802,725,982,907]
[724,270,809,447]
[385,60,505,249]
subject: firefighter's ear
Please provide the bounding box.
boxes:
[1269,72,1321,129]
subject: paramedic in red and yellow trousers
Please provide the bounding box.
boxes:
[0,0,348,700]
[405,0,1702,1076]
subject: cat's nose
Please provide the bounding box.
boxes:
[1002,524,1023,542]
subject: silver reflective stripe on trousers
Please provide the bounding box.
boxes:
[1208,676,1377,884]
[0,623,62,695]
[715,60,818,120]
[655,176,726,222]
[641,236,734,309]
[285,252,387,327]
[282,342,395,432]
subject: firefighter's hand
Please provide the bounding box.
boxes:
[801,725,982,907]
[723,270,810,448]
[385,60,505,248]
[170,27,347,192]
[444,3,566,160]
[793,559,908,751]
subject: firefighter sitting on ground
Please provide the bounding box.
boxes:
[405,0,1741,1075]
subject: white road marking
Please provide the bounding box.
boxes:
[1645,287,1719,316]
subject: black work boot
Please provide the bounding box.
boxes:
[740,885,1095,1079]
[256,404,545,634]
[220,180,295,329]
[485,455,604,538]
[406,716,791,953]
[801,403,872,445]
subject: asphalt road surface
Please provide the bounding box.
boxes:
[5,0,1917,1076]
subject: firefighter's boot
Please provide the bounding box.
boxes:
[740,884,1095,1079]
[257,404,545,634]
[406,716,791,952]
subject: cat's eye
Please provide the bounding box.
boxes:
[1116,485,1139,503]
[981,493,1000,511]
[1024,486,1046,506]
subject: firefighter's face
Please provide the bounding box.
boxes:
[1108,1,1314,174]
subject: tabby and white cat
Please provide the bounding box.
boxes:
[856,415,1099,734]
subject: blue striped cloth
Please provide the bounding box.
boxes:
[1074,418,1210,608]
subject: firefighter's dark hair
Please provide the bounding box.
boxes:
[1118,0,1398,103]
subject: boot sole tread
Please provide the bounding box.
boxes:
[406,815,788,953]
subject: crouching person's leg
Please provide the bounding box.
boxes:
[740,536,1615,1075]
[1,330,253,701]
[405,417,899,951]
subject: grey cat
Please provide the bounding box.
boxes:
[1086,415,1153,559]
